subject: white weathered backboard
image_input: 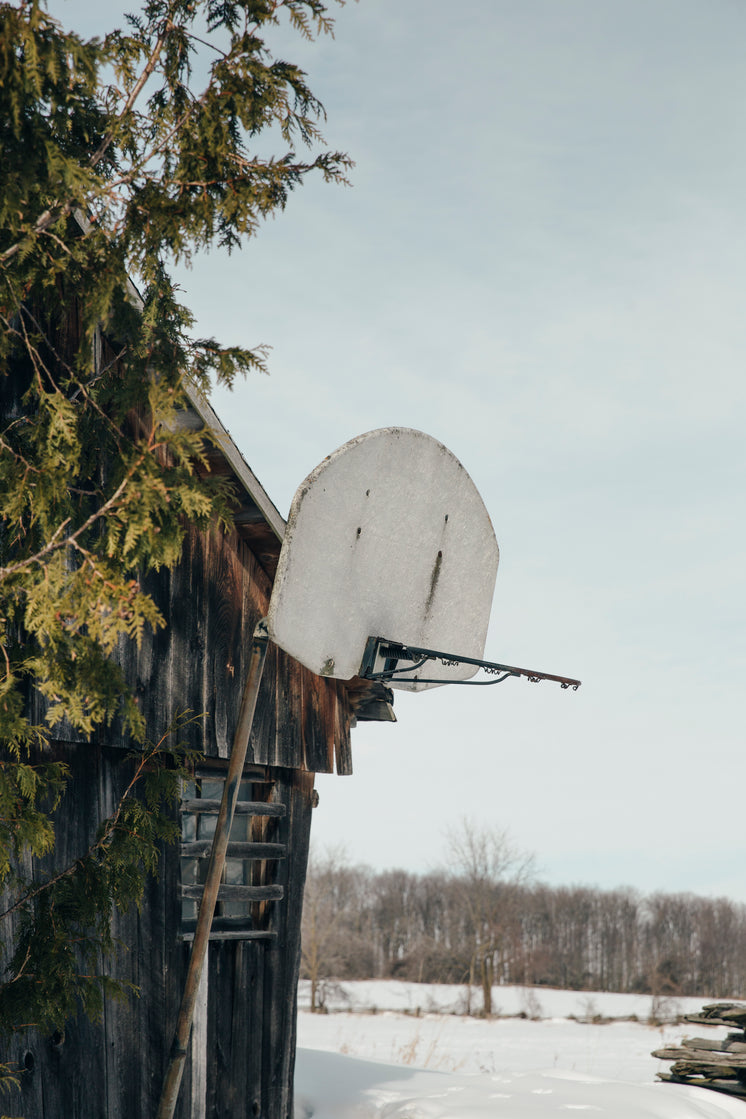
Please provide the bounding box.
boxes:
[266,428,499,691]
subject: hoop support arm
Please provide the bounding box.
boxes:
[359,636,581,690]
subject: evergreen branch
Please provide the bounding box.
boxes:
[100,102,196,194]
[3,305,129,451]
[0,462,141,581]
[183,28,228,58]
[0,202,73,267]
[39,229,74,257]
[6,945,31,985]
[0,517,73,579]
[0,8,175,267]
[0,433,43,480]
[68,344,129,404]
[88,16,175,171]
[15,303,83,401]
[16,300,63,397]
[0,716,199,924]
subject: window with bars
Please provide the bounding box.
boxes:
[180,770,286,942]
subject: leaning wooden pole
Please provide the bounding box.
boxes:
[157,619,270,1119]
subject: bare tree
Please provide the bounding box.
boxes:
[446,819,535,1016]
[299,843,746,1005]
[300,846,374,1010]
[301,846,346,1012]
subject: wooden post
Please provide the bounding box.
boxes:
[157,619,270,1119]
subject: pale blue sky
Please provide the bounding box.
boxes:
[52,0,746,899]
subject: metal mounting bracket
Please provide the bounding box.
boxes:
[360,636,581,690]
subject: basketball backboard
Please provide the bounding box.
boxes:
[266,427,499,691]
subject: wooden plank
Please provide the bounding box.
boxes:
[193,761,270,782]
[1,761,105,1118]
[119,563,173,749]
[274,647,303,768]
[204,942,228,1119]
[180,841,285,859]
[181,883,284,901]
[41,745,110,1118]
[679,1050,746,1067]
[248,784,278,931]
[300,665,323,773]
[685,1004,746,1028]
[181,799,286,816]
[333,678,353,776]
[169,524,209,755]
[236,534,280,766]
[244,936,267,1117]
[283,653,307,770]
[182,930,277,943]
[301,668,335,774]
[102,749,140,1119]
[204,523,245,759]
[260,770,316,1119]
[224,940,248,1117]
[249,640,280,765]
[5,1037,44,1119]
[112,747,178,1119]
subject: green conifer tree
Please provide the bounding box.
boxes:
[0,0,350,1046]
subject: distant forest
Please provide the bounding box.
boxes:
[300,836,746,1010]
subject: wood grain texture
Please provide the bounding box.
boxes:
[102,519,352,774]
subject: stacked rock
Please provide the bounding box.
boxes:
[653,1003,746,1100]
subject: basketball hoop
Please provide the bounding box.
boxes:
[266,426,580,693]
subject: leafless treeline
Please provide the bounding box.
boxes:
[301,840,746,1010]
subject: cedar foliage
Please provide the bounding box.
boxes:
[0,0,349,1038]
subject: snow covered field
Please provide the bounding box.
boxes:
[295,981,746,1118]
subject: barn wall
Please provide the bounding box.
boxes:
[203,770,315,1119]
[0,742,182,1119]
[1,746,317,1119]
[96,520,350,775]
[4,503,350,1118]
[3,327,355,1116]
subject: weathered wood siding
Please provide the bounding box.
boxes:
[4,507,350,1118]
[2,743,182,1118]
[2,747,316,1119]
[132,517,349,773]
[202,771,315,1119]
[24,518,352,774]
